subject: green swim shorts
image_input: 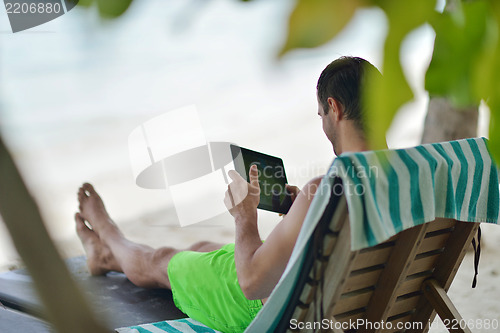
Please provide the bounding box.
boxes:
[167,243,262,333]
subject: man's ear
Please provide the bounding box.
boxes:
[327,97,344,122]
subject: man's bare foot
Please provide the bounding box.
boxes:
[75,213,119,275]
[77,183,120,238]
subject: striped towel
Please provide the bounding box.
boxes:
[116,318,221,333]
[328,137,499,250]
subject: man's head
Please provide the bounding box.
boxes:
[316,56,381,155]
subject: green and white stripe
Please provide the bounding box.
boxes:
[328,137,500,250]
[116,318,221,333]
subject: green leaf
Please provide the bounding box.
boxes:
[478,1,500,165]
[488,105,500,166]
[76,0,94,8]
[97,0,133,18]
[279,0,367,56]
[425,1,489,107]
[365,0,436,150]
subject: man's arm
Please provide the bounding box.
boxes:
[224,166,323,300]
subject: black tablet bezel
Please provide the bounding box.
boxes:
[230,144,292,214]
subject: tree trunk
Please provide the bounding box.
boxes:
[421,97,478,144]
[421,97,481,252]
[0,136,108,333]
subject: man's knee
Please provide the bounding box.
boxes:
[188,241,223,252]
[151,247,178,288]
[126,247,175,289]
[188,241,211,251]
[151,247,176,267]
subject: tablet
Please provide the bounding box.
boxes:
[230,145,293,214]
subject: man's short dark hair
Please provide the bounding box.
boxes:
[316,56,381,134]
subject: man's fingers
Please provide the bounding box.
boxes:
[286,184,300,195]
[226,176,249,207]
[227,186,235,208]
[224,187,235,210]
[224,167,260,217]
[228,170,244,182]
[249,164,260,188]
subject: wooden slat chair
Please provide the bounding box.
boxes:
[279,179,479,333]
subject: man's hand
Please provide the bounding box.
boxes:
[286,184,300,203]
[224,164,260,219]
[279,184,300,217]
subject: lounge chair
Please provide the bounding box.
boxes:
[0,307,51,332]
[0,256,186,330]
[246,137,498,333]
[276,183,480,332]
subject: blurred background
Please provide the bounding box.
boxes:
[1,0,499,330]
[0,0,436,271]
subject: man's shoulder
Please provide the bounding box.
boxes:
[302,176,324,195]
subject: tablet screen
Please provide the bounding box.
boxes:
[231,145,292,214]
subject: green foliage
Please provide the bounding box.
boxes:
[473,1,500,163]
[78,0,133,18]
[279,0,367,56]
[76,0,93,7]
[426,1,489,107]
[365,0,435,149]
[97,0,133,18]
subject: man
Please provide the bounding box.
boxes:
[75,56,379,332]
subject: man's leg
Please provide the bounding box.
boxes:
[75,183,224,290]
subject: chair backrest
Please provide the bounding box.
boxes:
[280,183,479,333]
